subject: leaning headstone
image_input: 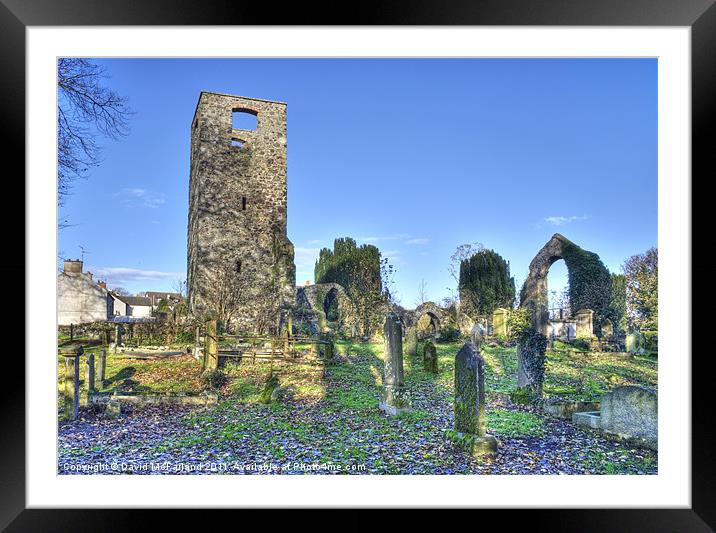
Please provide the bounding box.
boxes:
[449,342,497,457]
[379,312,410,416]
[601,319,614,340]
[405,326,418,357]
[59,344,83,421]
[423,341,438,373]
[600,385,657,450]
[516,329,547,401]
[492,308,508,337]
[204,318,218,370]
[626,331,646,355]
[575,309,594,339]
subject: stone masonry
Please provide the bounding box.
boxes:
[187,92,296,331]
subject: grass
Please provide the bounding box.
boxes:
[58,338,658,474]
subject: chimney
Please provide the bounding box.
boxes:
[98,280,107,290]
[63,259,83,274]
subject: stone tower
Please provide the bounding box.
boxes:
[187,92,296,332]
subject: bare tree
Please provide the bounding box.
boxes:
[448,242,485,285]
[58,58,133,211]
[415,278,428,307]
[202,262,248,332]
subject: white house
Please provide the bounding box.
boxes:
[57,259,111,325]
[110,293,153,318]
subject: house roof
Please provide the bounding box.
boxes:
[113,294,153,307]
[144,291,182,300]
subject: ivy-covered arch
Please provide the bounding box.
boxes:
[520,234,611,336]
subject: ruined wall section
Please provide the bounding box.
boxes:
[187,92,295,331]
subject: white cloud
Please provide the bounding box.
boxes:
[544,215,590,226]
[405,238,429,245]
[357,233,411,243]
[113,188,165,209]
[89,266,182,285]
[294,247,321,270]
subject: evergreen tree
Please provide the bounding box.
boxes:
[458,249,516,317]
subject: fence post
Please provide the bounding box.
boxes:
[59,344,83,421]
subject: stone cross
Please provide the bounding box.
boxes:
[204,318,218,370]
[405,326,418,357]
[380,312,410,416]
[423,341,438,373]
[59,344,83,421]
[452,342,497,457]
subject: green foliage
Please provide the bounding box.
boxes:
[436,326,461,343]
[623,247,658,331]
[458,249,516,317]
[509,386,532,405]
[506,307,532,342]
[314,237,381,293]
[606,273,627,334]
[571,338,591,352]
[559,239,612,327]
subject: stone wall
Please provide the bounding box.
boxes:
[187,92,296,331]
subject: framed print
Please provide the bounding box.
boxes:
[4,0,713,529]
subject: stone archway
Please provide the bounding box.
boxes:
[407,302,446,340]
[323,287,340,321]
[520,233,611,337]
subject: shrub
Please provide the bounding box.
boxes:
[571,338,591,352]
[202,369,227,390]
[437,326,461,343]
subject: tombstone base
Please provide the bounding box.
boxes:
[379,402,411,417]
[447,430,498,458]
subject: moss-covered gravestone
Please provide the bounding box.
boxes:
[626,331,646,355]
[379,312,410,416]
[319,333,335,362]
[405,326,418,357]
[449,342,497,458]
[516,328,547,401]
[423,341,438,373]
[59,344,83,421]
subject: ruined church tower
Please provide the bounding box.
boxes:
[187,92,296,331]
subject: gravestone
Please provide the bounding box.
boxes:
[86,352,95,393]
[379,312,410,416]
[626,332,646,355]
[601,318,614,340]
[492,308,508,337]
[319,333,335,362]
[405,326,418,357]
[450,342,497,457]
[423,341,438,373]
[516,330,547,400]
[600,385,657,450]
[96,349,107,388]
[575,309,594,339]
[59,344,83,421]
[204,318,218,370]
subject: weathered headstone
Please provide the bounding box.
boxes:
[405,326,418,357]
[204,318,218,370]
[601,319,614,340]
[471,323,485,347]
[450,342,497,457]
[319,333,335,362]
[600,385,657,450]
[492,308,508,337]
[96,349,107,388]
[86,352,95,393]
[626,331,646,355]
[380,312,410,416]
[516,329,547,400]
[423,341,438,373]
[575,309,594,339]
[59,344,83,421]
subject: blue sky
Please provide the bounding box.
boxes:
[58,58,657,308]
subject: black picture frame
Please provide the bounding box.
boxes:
[4,0,712,529]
